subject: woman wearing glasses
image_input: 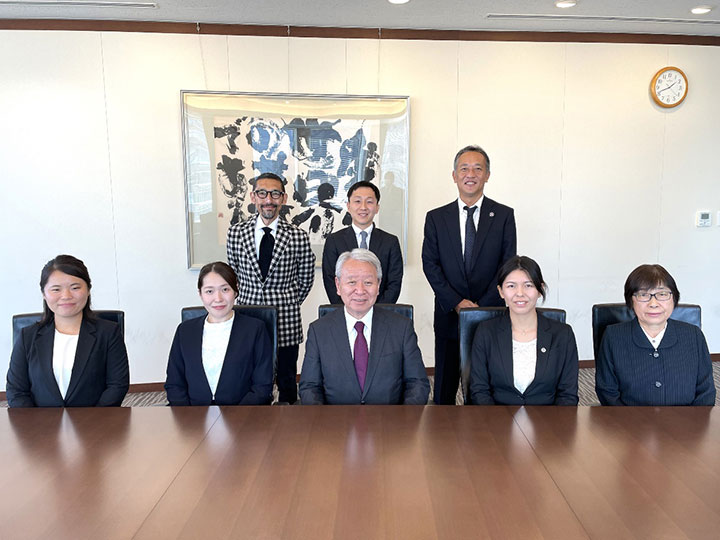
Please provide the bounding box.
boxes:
[595,264,715,406]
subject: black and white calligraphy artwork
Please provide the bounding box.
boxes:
[213,116,381,248]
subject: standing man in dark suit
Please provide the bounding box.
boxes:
[299,249,429,405]
[422,145,516,404]
[226,172,315,404]
[321,180,403,304]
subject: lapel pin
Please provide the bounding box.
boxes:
[540,347,546,353]
[489,211,495,217]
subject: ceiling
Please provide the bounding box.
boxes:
[2,0,720,37]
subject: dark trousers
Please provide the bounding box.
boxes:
[434,337,460,405]
[277,345,299,404]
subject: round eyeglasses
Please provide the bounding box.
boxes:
[253,189,284,200]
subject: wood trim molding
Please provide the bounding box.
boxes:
[1,19,720,46]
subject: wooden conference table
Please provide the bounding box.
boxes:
[1,405,719,540]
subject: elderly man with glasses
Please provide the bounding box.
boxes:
[226,172,315,404]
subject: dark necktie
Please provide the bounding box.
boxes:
[353,321,369,392]
[259,227,274,280]
[359,230,368,249]
[464,205,476,274]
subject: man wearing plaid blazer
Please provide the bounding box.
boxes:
[226,172,315,404]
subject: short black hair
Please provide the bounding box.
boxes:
[453,145,490,173]
[496,255,547,302]
[198,261,239,299]
[255,172,286,192]
[623,264,679,310]
[39,254,93,325]
[347,180,380,202]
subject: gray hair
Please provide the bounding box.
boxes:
[335,248,383,282]
[453,145,490,173]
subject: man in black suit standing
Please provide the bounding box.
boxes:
[322,180,403,304]
[422,145,516,404]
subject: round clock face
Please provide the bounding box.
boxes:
[651,67,688,108]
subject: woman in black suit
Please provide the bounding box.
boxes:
[7,255,129,407]
[470,255,578,405]
[164,261,273,406]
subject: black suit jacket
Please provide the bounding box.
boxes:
[422,197,516,339]
[469,311,579,405]
[6,317,129,407]
[165,310,273,406]
[299,307,429,405]
[322,225,403,304]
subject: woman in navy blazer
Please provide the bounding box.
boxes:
[595,264,715,406]
[470,256,578,405]
[165,261,273,406]
[6,255,129,407]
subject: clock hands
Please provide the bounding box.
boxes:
[657,81,678,94]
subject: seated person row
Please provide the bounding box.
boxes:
[300,248,429,405]
[470,255,579,405]
[7,255,129,407]
[165,261,273,406]
[595,264,715,406]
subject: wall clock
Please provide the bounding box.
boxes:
[650,67,688,108]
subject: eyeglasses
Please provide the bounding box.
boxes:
[633,291,673,302]
[253,189,284,200]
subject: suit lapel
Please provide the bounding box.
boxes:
[343,226,359,250]
[240,215,263,281]
[470,197,495,269]
[497,313,515,389]
[442,203,465,272]
[363,308,387,397]
[267,219,291,280]
[65,318,96,402]
[328,309,360,392]
[188,316,213,397]
[529,315,552,392]
[34,323,65,403]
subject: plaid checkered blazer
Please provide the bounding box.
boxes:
[226,215,315,348]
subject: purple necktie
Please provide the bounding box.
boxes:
[353,321,369,392]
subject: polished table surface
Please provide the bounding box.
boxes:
[1,405,719,540]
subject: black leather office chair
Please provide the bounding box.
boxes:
[181,305,279,369]
[12,310,125,345]
[458,307,567,405]
[318,303,414,321]
[591,303,701,359]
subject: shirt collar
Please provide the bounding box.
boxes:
[255,216,280,233]
[457,195,484,213]
[640,321,668,349]
[344,306,374,333]
[351,222,374,236]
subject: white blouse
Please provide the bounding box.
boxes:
[202,314,234,397]
[53,330,79,399]
[512,338,537,394]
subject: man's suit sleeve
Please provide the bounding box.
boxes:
[96,323,130,407]
[595,331,623,406]
[296,229,316,304]
[475,208,517,307]
[422,211,463,313]
[469,325,495,405]
[239,323,274,405]
[377,234,403,304]
[692,327,716,406]
[6,329,36,407]
[226,225,241,276]
[298,324,326,405]
[554,325,579,406]
[321,235,342,305]
[165,325,191,406]
[401,320,430,405]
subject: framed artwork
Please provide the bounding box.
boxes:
[181,91,410,268]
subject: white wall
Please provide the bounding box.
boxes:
[2,31,719,389]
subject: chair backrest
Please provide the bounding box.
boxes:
[591,303,701,359]
[317,303,414,321]
[181,305,279,369]
[458,307,567,405]
[12,310,125,345]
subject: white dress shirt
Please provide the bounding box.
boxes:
[352,223,374,249]
[512,338,537,394]
[53,330,79,399]
[254,217,279,258]
[201,313,234,397]
[457,196,483,254]
[641,323,667,350]
[344,307,374,356]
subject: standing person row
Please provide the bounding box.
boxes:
[226,172,315,404]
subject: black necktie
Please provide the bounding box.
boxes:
[464,206,476,275]
[259,227,274,280]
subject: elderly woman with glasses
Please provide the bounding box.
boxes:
[595,264,716,406]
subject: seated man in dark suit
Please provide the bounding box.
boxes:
[300,249,429,405]
[322,180,403,304]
